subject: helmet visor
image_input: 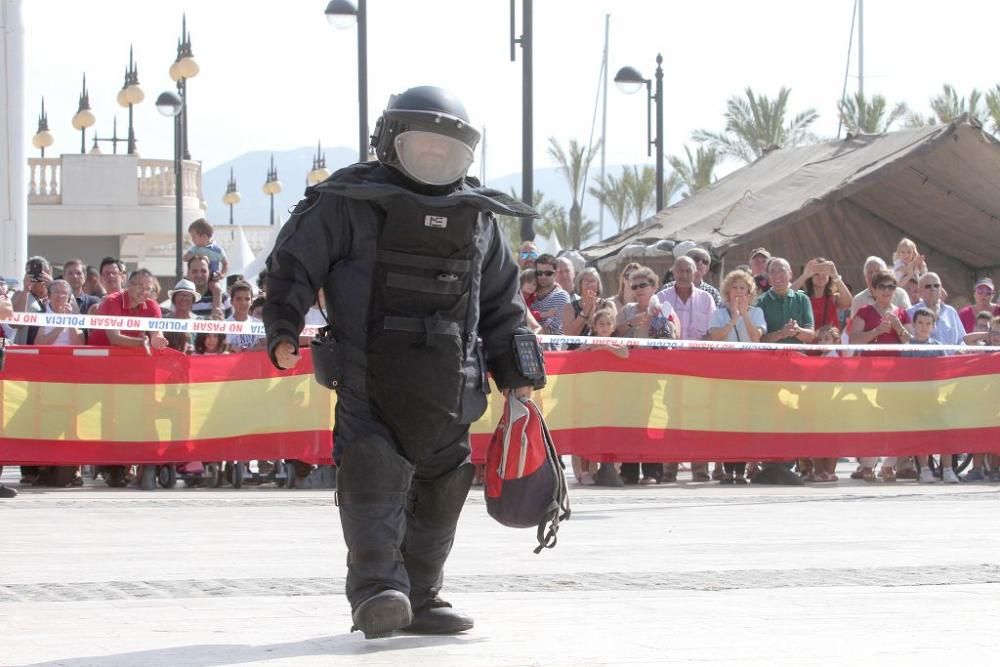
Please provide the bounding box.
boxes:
[394,130,474,186]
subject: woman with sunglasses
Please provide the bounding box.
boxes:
[613,266,673,485]
[708,270,765,484]
[614,267,672,339]
[849,269,912,481]
[958,278,1000,334]
[612,262,642,314]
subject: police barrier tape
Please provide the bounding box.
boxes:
[3,310,322,340]
[3,310,992,355]
[3,342,1000,467]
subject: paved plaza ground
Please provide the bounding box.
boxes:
[2,466,999,666]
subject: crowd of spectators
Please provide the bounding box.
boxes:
[516,236,1000,487]
[4,229,1000,494]
[0,219,275,491]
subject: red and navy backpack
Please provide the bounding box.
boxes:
[485,396,570,553]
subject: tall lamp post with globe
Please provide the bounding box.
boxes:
[116,46,145,155]
[324,0,368,164]
[223,168,241,225]
[155,91,184,281]
[263,155,282,226]
[615,54,665,213]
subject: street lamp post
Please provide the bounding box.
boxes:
[90,117,128,155]
[31,98,54,157]
[509,0,534,240]
[71,74,96,154]
[307,140,331,186]
[117,45,145,155]
[169,14,199,160]
[223,168,241,226]
[263,155,283,226]
[325,0,368,164]
[155,91,184,282]
[615,53,665,213]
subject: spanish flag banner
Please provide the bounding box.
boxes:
[1,346,997,465]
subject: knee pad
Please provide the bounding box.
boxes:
[337,435,413,498]
[408,463,475,523]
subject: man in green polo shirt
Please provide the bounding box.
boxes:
[756,257,816,344]
[752,257,815,486]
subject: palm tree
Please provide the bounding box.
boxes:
[906,84,985,128]
[497,188,547,251]
[663,172,684,206]
[838,92,908,134]
[693,87,819,164]
[667,145,719,197]
[588,171,632,234]
[546,137,600,248]
[987,84,1000,135]
[625,165,657,227]
[535,203,599,250]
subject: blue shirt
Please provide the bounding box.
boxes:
[187,241,227,274]
[906,302,966,346]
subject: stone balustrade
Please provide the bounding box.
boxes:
[27,156,202,206]
[28,158,61,203]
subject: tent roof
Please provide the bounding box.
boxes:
[582,117,1000,270]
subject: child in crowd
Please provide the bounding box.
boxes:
[520,269,538,310]
[194,332,229,355]
[893,237,927,285]
[905,308,958,483]
[183,218,229,278]
[580,308,629,359]
[810,324,842,482]
[905,308,946,357]
[572,308,627,486]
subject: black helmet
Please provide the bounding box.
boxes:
[370,85,481,186]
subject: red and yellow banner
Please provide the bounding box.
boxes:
[1,346,998,465]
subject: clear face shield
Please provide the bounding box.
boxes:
[393,130,474,186]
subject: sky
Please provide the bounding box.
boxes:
[19,0,1000,190]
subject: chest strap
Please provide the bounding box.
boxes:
[378,250,471,273]
[386,272,465,295]
[384,315,461,338]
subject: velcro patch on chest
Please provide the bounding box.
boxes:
[424,215,448,229]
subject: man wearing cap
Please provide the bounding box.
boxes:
[518,241,539,271]
[163,278,203,353]
[749,247,771,294]
[959,278,1000,334]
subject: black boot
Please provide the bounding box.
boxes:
[751,462,805,486]
[401,462,475,635]
[337,435,415,639]
[0,485,16,498]
[595,462,624,487]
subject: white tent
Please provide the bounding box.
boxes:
[238,216,284,288]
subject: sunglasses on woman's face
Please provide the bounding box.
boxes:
[875,283,897,291]
[631,282,651,290]
[536,270,555,277]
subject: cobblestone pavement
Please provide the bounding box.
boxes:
[2,468,999,666]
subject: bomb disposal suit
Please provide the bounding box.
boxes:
[263,86,543,639]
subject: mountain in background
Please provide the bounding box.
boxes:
[203,146,633,243]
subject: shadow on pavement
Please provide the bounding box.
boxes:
[19,633,486,666]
